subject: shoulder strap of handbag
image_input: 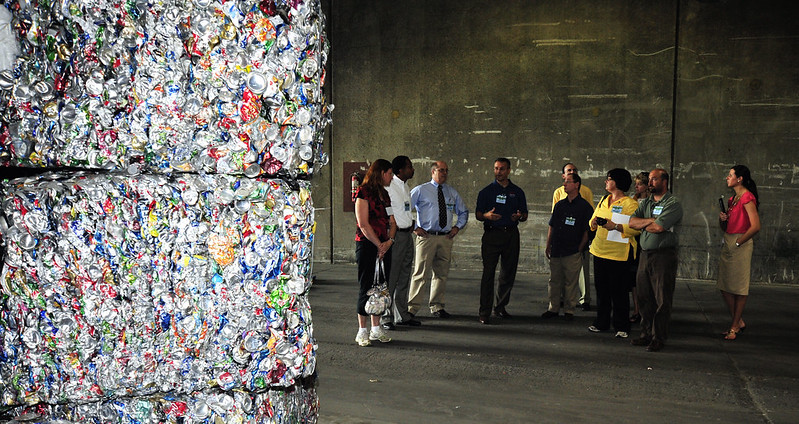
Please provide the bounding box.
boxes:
[373,257,384,285]
[600,194,610,209]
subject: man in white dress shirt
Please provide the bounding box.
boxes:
[382,156,422,329]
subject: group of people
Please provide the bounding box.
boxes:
[352,157,468,346]
[352,157,761,352]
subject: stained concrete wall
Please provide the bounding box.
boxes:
[313,0,799,284]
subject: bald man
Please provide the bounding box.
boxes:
[408,161,469,319]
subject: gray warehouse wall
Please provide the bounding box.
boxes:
[313,0,799,284]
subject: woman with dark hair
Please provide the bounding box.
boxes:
[588,168,641,339]
[353,159,397,346]
[718,165,761,340]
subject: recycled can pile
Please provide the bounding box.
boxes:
[0,173,319,422]
[0,0,329,422]
[5,383,317,423]
[0,0,331,179]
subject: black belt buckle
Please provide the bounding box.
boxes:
[429,230,450,236]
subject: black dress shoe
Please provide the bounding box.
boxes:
[432,309,451,318]
[479,316,490,325]
[397,319,422,326]
[646,339,664,352]
[381,323,396,331]
[494,309,513,319]
[541,311,559,319]
[581,303,592,312]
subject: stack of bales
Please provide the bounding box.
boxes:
[0,0,329,422]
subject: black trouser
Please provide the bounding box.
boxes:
[356,240,392,316]
[593,256,632,332]
[479,227,520,317]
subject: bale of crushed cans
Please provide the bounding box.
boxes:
[0,0,331,179]
[0,171,318,422]
[3,383,318,423]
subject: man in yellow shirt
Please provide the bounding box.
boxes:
[552,163,594,210]
[552,163,594,310]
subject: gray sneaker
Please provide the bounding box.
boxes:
[369,328,392,343]
[355,332,371,347]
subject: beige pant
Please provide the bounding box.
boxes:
[408,234,454,314]
[549,252,583,314]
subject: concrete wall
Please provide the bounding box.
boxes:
[313,0,799,284]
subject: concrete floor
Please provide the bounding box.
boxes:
[309,263,798,424]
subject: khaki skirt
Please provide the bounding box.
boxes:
[717,233,753,295]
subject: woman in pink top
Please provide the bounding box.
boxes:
[717,165,761,340]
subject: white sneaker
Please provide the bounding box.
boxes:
[369,328,392,343]
[355,332,371,347]
[615,331,629,339]
[588,325,601,333]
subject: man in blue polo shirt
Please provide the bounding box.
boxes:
[475,158,528,324]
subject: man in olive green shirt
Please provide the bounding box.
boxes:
[629,168,683,352]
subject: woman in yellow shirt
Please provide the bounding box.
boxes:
[588,168,641,338]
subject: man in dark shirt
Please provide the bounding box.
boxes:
[543,173,594,320]
[475,158,528,324]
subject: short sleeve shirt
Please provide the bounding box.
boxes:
[354,187,391,242]
[549,196,593,257]
[725,191,755,234]
[632,192,683,250]
[476,180,528,229]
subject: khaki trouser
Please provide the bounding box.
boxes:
[408,234,454,315]
[549,252,583,314]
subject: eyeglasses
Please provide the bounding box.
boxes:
[436,168,449,173]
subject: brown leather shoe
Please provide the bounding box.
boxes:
[646,339,664,352]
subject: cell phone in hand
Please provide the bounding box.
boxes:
[718,197,726,213]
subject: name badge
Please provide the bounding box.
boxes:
[612,205,623,214]
[653,205,664,216]
[565,217,576,226]
[496,194,507,204]
[404,201,410,212]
